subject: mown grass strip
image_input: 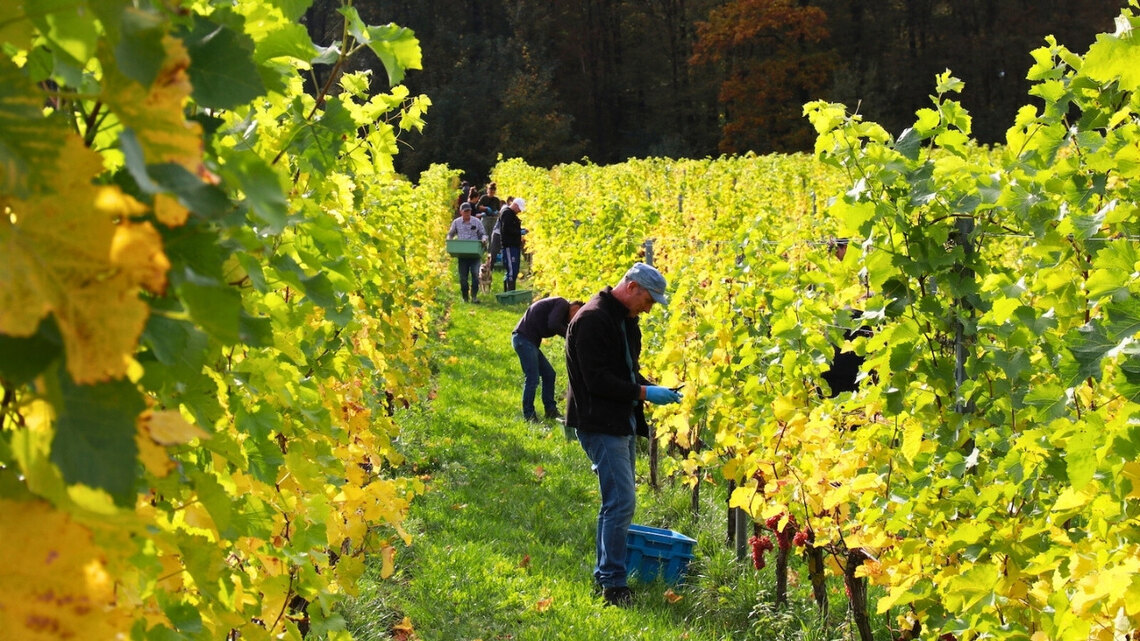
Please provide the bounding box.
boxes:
[343,291,879,641]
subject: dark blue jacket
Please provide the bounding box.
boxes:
[514,297,571,347]
[499,204,522,248]
[565,287,650,437]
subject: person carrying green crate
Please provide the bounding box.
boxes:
[564,262,682,607]
[446,203,487,303]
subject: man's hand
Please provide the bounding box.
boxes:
[645,385,682,405]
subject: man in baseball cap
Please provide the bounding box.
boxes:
[622,262,668,306]
[563,261,679,607]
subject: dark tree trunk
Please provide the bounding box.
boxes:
[806,544,829,617]
[844,548,874,641]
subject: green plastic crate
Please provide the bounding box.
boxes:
[446,239,483,257]
[494,289,533,305]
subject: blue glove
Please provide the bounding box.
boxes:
[645,385,681,405]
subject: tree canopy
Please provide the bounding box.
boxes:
[304,0,1124,182]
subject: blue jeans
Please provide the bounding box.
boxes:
[457,256,479,300]
[512,333,556,418]
[577,430,636,588]
[502,246,521,290]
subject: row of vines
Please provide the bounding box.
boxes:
[496,7,1140,640]
[1,2,454,640]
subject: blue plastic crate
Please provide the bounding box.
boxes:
[625,524,696,584]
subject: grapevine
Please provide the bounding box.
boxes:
[497,6,1140,638]
[1,2,451,639]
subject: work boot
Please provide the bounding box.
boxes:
[602,586,633,607]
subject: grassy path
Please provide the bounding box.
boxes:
[341,289,858,641]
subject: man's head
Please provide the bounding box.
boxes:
[568,300,585,322]
[614,263,668,316]
[459,202,473,220]
[511,197,526,212]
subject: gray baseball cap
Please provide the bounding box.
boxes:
[624,262,668,305]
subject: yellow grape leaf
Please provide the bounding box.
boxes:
[772,395,798,422]
[0,499,134,640]
[111,220,170,295]
[153,193,190,226]
[144,409,210,445]
[1121,460,1140,499]
[0,135,159,383]
[135,426,174,477]
[100,35,203,173]
[1052,487,1092,512]
[380,544,396,579]
[900,421,924,463]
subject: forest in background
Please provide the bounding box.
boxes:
[303,0,1124,182]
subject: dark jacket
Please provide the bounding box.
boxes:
[565,287,650,437]
[514,297,571,347]
[499,204,522,248]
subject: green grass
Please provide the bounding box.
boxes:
[339,274,892,641]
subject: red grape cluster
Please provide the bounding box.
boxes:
[765,513,802,551]
[749,534,774,569]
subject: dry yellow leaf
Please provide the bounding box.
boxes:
[100,35,203,174]
[0,135,158,383]
[0,499,134,640]
[153,193,190,227]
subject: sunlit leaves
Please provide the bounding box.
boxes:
[0,135,158,383]
[2,1,439,639]
[504,8,1140,636]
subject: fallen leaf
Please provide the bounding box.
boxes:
[391,616,416,641]
[535,596,553,612]
[533,465,546,480]
[519,554,531,569]
[663,588,683,603]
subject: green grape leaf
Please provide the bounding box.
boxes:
[178,533,228,602]
[140,310,210,369]
[147,163,231,218]
[289,97,356,174]
[338,7,421,86]
[0,316,62,385]
[1065,426,1097,489]
[49,369,144,506]
[362,23,422,87]
[1087,239,1137,302]
[239,312,273,347]
[894,127,921,161]
[0,57,71,198]
[175,274,243,345]
[270,0,312,21]
[1082,25,1140,92]
[235,406,285,484]
[114,7,167,86]
[180,15,266,109]
[254,21,316,63]
[38,1,99,66]
[0,2,35,51]
[217,151,288,233]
